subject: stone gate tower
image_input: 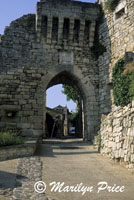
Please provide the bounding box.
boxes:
[36,0,98,47]
[0,0,101,141]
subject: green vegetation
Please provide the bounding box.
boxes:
[62,85,79,102]
[70,111,79,127]
[62,85,81,128]
[112,59,134,107]
[105,0,120,12]
[0,128,24,147]
[123,62,134,100]
[129,74,134,100]
[96,131,101,144]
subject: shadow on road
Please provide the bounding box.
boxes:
[0,170,27,190]
[36,138,99,158]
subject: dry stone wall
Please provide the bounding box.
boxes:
[98,0,134,170]
[98,0,134,115]
[100,101,134,170]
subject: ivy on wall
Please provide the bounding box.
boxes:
[105,0,120,12]
[124,62,134,101]
[112,59,134,107]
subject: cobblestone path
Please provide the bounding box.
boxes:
[0,156,54,200]
[11,157,54,200]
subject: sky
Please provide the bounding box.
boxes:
[0,0,96,112]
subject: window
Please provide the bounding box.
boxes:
[52,17,59,41]
[73,19,80,43]
[41,16,48,38]
[63,18,70,40]
[115,8,125,20]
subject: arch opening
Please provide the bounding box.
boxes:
[44,71,86,140]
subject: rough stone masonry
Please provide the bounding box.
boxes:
[98,0,134,169]
[0,0,134,145]
[0,0,101,141]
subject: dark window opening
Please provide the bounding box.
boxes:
[63,18,70,40]
[84,20,91,44]
[115,8,125,20]
[73,19,80,43]
[41,16,48,38]
[52,17,59,41]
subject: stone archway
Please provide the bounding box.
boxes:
[44,70,86,139]
[0,0,100,141]
[35,64,99,141]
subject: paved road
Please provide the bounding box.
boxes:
[37,138,134,200]
[0,138,134,200]
[0,159,18,200]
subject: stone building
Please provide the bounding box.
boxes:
[46,105,70,137]
[0,0,133,143]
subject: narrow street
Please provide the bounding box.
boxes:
[1,138,134,200]
[37,138,134,200]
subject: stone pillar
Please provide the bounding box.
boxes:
[47,17,52,44]
[58,18,64,44]
[63,107,68,136]
[82,100,85,139]
[79,20,85,47]
[36,3,42,42]
[36,16,42,41]
[43,92,47,138]
[89,21,96,47]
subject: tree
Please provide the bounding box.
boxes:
[62,85,83,137]
[62,85,79,103]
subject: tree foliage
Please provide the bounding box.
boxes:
[112,59,134,107]
[62,85,79,102]
[70,111,79,127]
[105,0,119,12]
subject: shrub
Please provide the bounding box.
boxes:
[129,73,134,100]
[105,0,120,12]
[0,131,24,147]
[123,62,134,100]
[0,127,21,136]
[112,59,134,107]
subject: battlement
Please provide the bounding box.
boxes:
[36,0,100,47]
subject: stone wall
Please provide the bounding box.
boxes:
[0,0,133,142]
[98,0,134,115]
[97,0,134,170]
[100,101,134,170]
[0,0,101,141]
[0,139,38,161]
